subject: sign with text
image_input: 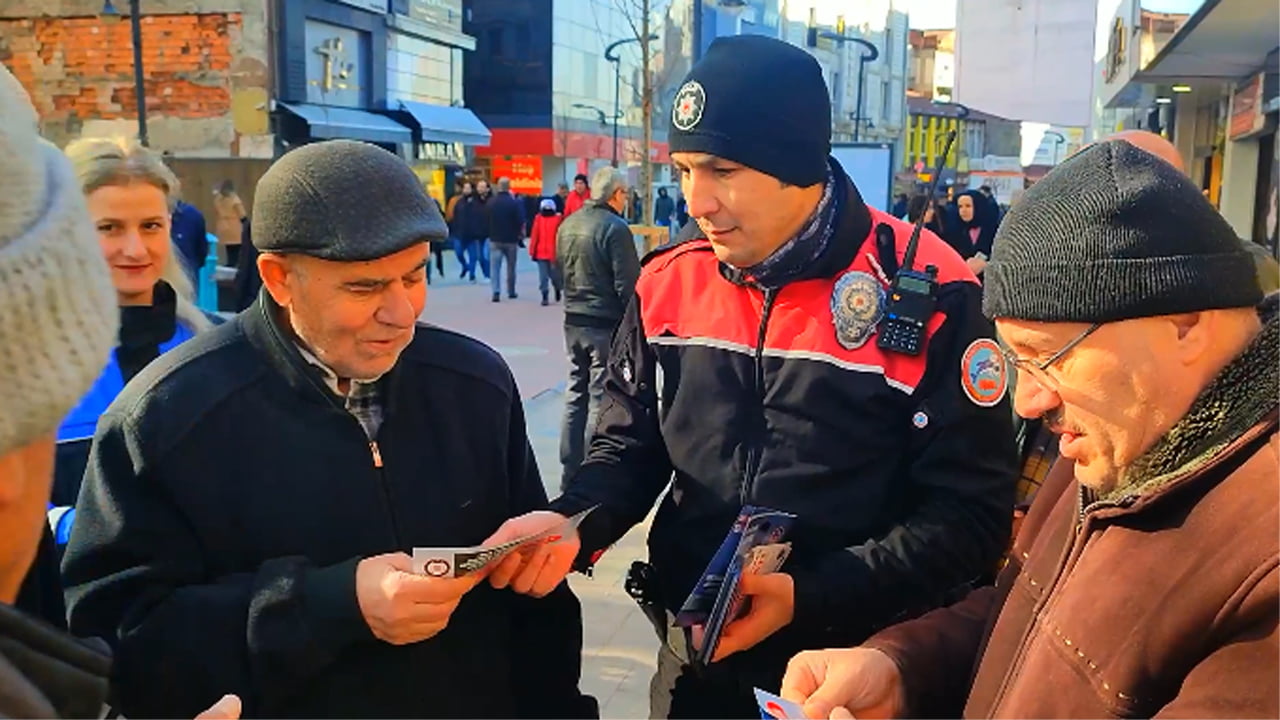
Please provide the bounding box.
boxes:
[489,156,544,195]
[1230,73,1266,140]
[408,0,463,30]
[333,0,388,15]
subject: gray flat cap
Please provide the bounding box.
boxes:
[252,139,446,261]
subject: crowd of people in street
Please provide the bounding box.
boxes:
[0,28,1276,720]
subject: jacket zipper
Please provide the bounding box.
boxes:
[986,485,1136,714]
[260,303,403,546]
[740,287,779,505]
[368,434,403,546]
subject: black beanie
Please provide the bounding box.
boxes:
[252,139,447,261]
[983,140,1262,322]
[669,35,830,187]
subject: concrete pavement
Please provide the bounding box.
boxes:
[421,249,658,719]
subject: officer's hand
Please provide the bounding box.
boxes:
[780,648,904,720]
[484,511,579,597]
[355,552,486,645]
[966,255,988,275]
[194,694,241,719]
[711,572,795,662]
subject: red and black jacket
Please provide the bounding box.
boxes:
[551,168,1016,663]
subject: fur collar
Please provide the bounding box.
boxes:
[1107,294,1279,502]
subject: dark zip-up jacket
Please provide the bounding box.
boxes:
[556,200,640,328]
[488,191,525,245]
[551,162,1016,687]
[62,293,593,719]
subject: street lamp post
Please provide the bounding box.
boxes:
[1044,130,1066,165]
[103,0,148,146]
[572,103,611,127]
[604,34,658,168]
[819,30,879,142]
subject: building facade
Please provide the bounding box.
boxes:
[907,28,953,101]
[0,0,271,157]
[1097,0,1278,251]
[901,96,1022,199]
[463,0,680,196]
[382,0,488,206]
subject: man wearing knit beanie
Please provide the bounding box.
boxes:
[780,139,1277,718]
[0,63,246,720]
[0,61,117,719]
[488,33,1017,718]
[62,140,593,718]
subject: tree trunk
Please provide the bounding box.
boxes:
[641,0,654,225]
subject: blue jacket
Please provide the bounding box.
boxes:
[52,320,201,543]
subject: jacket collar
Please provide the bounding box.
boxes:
[674,156,873,286]
[241,290,404,413]
[587,199,624,218]
[0,604,110,718]
[1106,293,1279,504]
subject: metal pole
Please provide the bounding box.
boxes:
[839,37,878,143]
[612,60,620,167]
[854,55,866,142]
[130,0,148,146]
[692,0,703,62]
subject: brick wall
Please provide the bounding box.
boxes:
[0,5,271,157]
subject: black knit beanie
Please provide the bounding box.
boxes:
[252,139,447,261]
[669,35,830,187]
[983,140,1262,322]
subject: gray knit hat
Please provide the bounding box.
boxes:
[252,139,446,261]
[983,140,1263,322]
[0,66,118,455]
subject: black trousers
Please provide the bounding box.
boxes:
[650,617,778,717]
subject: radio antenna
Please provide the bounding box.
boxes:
[901,129,958,273]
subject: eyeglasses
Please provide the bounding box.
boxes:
[1002,322,1102,393]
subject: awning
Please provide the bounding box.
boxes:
[384,100,492,146]
[1134,0,1280,83]
[278,102,413,145]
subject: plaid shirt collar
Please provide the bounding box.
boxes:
[294,342,384,440]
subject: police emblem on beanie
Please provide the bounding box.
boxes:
[673,81,706,131]
[831,270,885,349]
[668,35,831,187]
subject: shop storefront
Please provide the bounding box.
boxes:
[272,0,413,155]
[381,0,491,206]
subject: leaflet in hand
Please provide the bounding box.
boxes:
[754,688,806,719]
[674,506,796,628]
[671,505,795,664]
[411,505,596,578]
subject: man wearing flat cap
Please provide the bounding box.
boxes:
[780,139,1278,719]
[62,140,594,719]
[486,34,1016,717]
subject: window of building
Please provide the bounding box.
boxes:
[584,50,598,100]
[489,27,504,57]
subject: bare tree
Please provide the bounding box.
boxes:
[613,0,657,225]
[552,102,573,185]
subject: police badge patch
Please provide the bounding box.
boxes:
[831,271,885,350]
[960,338,1009,407]
[672,81,706,131]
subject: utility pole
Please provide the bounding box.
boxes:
[641,0,654,225]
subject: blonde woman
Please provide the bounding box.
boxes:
[213,178,246,266]
[50,136,218,541]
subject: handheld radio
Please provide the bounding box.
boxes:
[876,130,958,356]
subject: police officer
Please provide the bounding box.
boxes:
[487,35,1016,718]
